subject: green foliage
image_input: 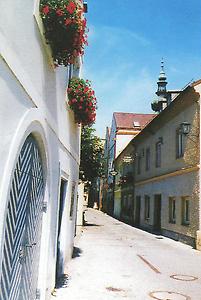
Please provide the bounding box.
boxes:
[80,126,104,182]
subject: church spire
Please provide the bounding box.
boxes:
[156,58,168,97]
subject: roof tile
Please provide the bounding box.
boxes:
[114,112,156,129]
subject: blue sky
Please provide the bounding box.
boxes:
[83,0,201,138]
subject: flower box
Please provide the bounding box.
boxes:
[40,0,88,66]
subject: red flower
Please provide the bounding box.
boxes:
[42,5,50,15]
[65,18,72,26]
[67,78,96,125]
[66,1,76,14]
[82,18,87,27]
[56,9,63,16]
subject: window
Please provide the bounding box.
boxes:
[137,155,141,174]
[181,197,190,225]
[145,147,150,171]
[176,129,184,158]
[169,197,176,223]
[155,142,161,168]
[70,182,76,218]
[122,194,133,217]
[144,195,150,220]
[133,121,141,128]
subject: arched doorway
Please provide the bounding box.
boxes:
[0,134,45,300]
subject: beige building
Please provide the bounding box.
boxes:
[103,112,155,215]
[114,141,134,223]
[133,80,201,248]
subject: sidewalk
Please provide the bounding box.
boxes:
[52,208,201,300]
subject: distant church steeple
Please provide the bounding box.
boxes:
[156,59,168,98]
[151,59,169,113]
[151,59,181,112]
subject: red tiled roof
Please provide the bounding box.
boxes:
[114,112,156,129]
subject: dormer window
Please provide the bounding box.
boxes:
[133,121,141,128]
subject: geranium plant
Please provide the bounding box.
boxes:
[40,0,88,66]
[67,78,97,125]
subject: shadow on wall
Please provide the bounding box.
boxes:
[55,274,69,289]
[84,222,103,227]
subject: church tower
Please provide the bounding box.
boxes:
[156,59,168,98]
[151,59,169,112]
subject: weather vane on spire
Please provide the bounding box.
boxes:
[161,58,164,71]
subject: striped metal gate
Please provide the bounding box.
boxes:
[0,135,44,300]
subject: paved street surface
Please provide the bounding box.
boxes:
[52,209,201,300]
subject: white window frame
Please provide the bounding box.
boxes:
[169,197,176,224]
[137,155,141,175]
[155,142,161,168]
[181,197,190,225]
[176,128,184,158]
[145,147,150,171]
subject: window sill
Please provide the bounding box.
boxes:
[169,220,176,224]
[182,222,190,226]
[176,156,184,160]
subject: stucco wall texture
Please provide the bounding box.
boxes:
[0,1,81,299]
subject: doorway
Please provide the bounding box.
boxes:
[55,178,68,285]
[0,135,45,300]
[153,194,161,232]
[135,196,141,227]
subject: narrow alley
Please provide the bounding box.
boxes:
[53,209,201,300]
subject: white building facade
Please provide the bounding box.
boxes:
[0,1,83,299]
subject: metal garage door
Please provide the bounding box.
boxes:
[0,135,44,300]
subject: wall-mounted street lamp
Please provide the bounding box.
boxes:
[180,122,191,135]
[109,170,118,176]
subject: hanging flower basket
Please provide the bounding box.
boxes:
[67,78,97,125]
[40,0,88,66]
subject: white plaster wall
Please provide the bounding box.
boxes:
[0,1,81,299]
[116,134,134,158]
[107,118,116,184]
[77,183,85,227]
